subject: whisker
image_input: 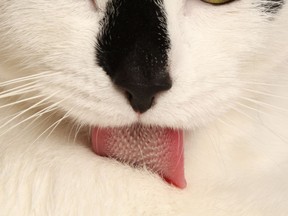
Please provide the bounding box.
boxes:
[0,72,48,87]
[0,81,38,95]
[0,95,44,109]
[237,81,288,87]
[236,102,276,117]
[73,123,83,144]
[202,80,287,88]
[221,107,288,144]
[67,119,80,144]
[240,96,288,113]
[40,110,72,145]
[260,121,288,144]
[242,88,288,99]
[0,93,59,131]
[0,86,39,99]
[231,106,258,122]
[20,103,63,132]
[0,71,57,87]
[0,111,22,124]
[0,104,59,138]
[88,125,93,143]
[235,101,288,137]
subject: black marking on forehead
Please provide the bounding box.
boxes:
[261,0,284,14]
[96,0,170,86]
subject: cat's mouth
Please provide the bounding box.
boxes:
[91,123,186,189]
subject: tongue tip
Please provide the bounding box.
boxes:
[165,177,187,189]
[164,155,186,189]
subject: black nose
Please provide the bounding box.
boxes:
[95,0,172,113]
[114,75,172,113]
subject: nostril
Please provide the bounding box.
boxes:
[119,81,170,113]
[125,91,133,103]
[124,90,155,113]
[150,96,155,106]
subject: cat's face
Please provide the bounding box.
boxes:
[0,0,287,129]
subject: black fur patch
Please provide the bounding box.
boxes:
[96,0,170,86]
[261,0,284,14]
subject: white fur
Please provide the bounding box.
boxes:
[0,0,288,215]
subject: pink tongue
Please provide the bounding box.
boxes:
[91,124,186,189]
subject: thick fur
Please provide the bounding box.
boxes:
[0,0,288,215]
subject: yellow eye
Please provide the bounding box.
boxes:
[202,0,235,5]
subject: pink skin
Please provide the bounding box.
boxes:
[91,124,186,189]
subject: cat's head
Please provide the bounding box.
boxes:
[0,0,287,129]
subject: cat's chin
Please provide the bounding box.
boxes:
[91,123,187,189]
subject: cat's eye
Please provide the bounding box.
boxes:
[201,0,235,5]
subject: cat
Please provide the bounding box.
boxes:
[0,0,288,215]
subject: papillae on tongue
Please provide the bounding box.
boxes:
[91,124,186,189]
